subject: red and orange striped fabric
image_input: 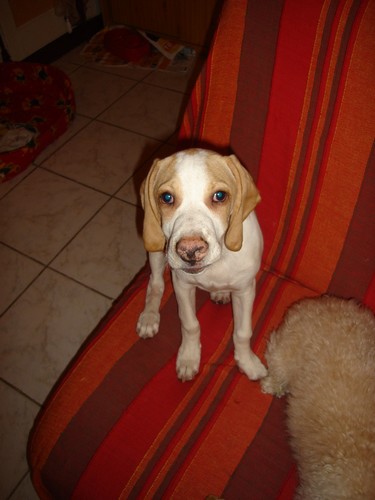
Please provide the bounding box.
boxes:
[29,0,375,498]
[181,0,375,305]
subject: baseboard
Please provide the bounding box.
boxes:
[24,15,103,64]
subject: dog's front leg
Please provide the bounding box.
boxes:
[232,280,267,380]
[137,251,166,338]
[172,272,201,381]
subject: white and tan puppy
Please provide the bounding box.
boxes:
[137,149,267,382]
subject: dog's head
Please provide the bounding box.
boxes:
[140,149,260,273]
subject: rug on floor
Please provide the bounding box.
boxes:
[81,26,195,73]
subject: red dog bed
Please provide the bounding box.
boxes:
[0,62,75,183]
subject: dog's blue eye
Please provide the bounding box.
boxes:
[160,192,174,204]
[213,191,227,202]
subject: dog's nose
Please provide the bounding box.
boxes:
[176,236,208,264]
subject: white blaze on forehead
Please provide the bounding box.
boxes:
[165,150,226,268]
[174,150,210,207]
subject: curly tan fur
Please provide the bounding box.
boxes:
[261,296,375,499]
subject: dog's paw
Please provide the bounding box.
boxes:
[176,343,201,381]
[260,375,287,397]
[136,311,160,338]
[210,291,231,304]
[236,352,268,381]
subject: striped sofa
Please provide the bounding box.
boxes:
[29,0,374,498]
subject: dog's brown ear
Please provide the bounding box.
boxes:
[224,155,261,251]
[140,159,166,252]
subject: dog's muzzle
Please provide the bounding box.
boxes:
[176,236,208,264]
[175,236,208,273]
[165,212,223,272]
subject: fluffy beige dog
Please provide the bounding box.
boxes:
[261,295,375,499]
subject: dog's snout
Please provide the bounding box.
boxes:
[176,236,208,264]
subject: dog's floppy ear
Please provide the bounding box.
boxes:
[140,159,166,252]
[224,155,261,251]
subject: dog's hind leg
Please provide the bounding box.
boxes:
[137,251,166,338]
[232,279,267,380]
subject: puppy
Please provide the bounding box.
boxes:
[261,296,375,499]
[137,148,267,381]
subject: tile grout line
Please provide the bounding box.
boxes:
[0,378,41,408]
[46,266,116,302]
[6,470,30,500]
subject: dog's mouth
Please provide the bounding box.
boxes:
[182,265,207,275]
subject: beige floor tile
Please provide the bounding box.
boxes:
[51,199,146,298]
[143,68,193,93]
[0,165,36,200]
[69,66,136,117]
[0,269,112,404]
[0,169,108,264]
[43,121,161,194]
[0,382,39,499]
[35,115,91,166]
[8,473,39,500]
[99,83,188,140]
[0,244,43,315]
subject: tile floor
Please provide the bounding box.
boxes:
[0,44,197,498]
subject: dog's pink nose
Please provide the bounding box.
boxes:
[176,236,208,264]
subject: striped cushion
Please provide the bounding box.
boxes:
[30,268,314,498]
[29,0,375,498]
[181,0,375,304]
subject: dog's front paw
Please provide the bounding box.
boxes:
[136,311,160,338]
[210,291,231,304]
[236,352,268,381]
[176,343,201,381]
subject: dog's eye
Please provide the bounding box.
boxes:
[212,191,227,203]
[160,192,174,204]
